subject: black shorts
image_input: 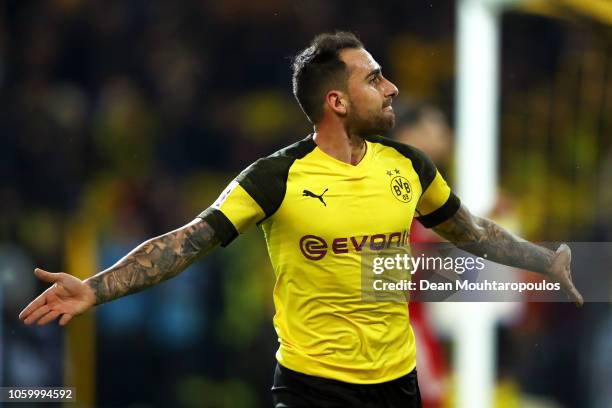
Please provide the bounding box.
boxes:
[271,363,422,408]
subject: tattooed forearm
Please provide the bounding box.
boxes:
[84,218,219,305]
[433,205,554,274]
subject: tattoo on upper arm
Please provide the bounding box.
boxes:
[432,205,484,244]
[87,219,220,305]
[433,205,553,274]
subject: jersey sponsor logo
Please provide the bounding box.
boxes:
[299,235,328,260]
[302,188,328,206]
[299,231,410,260]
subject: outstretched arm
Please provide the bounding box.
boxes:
[432,204,583,306]
[86,218,218,304]
[19,217,219,326]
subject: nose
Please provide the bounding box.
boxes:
[384,77,399,98]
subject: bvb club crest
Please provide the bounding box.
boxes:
[388,171,412,203]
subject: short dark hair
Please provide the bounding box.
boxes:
[292,31,364,123]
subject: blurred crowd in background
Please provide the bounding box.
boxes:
[1,0,611,407]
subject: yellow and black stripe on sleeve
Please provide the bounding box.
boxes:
[415,171,461,228]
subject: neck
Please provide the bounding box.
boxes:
[313,120,366,166]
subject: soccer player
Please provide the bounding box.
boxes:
[20,32,583,408]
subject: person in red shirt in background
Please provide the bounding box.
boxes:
[392,103,454,408]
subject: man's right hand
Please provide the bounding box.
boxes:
[19,268,96,326]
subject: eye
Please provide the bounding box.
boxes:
[370,76,380,85]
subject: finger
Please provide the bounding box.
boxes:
[59,314,73,326]
[560,278,584,307]
[563,267,582,307]
[19,290,50,320]
[568,284,584,307]
[37,310,61,326]
[33,268,63,284]
[23,305,51,325]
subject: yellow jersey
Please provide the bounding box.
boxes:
[199,134,460,384]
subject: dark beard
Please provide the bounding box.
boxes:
[346,110,395,137]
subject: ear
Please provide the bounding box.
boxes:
[325,90,348,116]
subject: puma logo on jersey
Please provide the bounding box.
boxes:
[303,188,328,206]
